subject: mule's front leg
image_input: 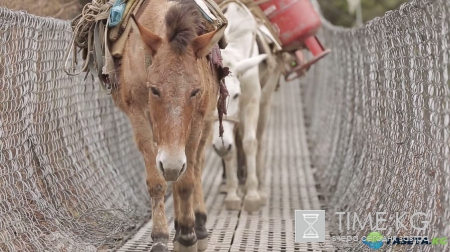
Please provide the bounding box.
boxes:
[193,151,208,251]
[128,109,169,252]
[241,99,261,212]
[147,175,169,251]
[173,167,197,252]
[255,101,270,206]
[192,120,214,251]
[175,150,208,251]
[257,70,282,206]
[224,147,241,210]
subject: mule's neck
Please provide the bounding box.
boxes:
[223,4,259,59]
[135,0,176,38]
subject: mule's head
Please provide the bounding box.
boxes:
[211,54,268,157]
[128,3,225,181]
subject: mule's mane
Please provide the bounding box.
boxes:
[165,1,203,55]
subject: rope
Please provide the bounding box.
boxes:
[72,0,115,49]
[63,0,115,76]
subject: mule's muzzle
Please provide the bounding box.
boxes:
[213,143,232,157]
[160,162,186,181]
[156,150,187,181]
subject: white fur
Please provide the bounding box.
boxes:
[212,2,284,211]
[156,147,187,181]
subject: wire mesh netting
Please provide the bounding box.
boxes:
[304,0,449,251]
[1,0,450,251]
[0,7,151,251]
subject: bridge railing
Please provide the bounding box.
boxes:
[303,0,450,250]
[1,0,449,251]
[0,7,150,251]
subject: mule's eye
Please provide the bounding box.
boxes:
[191,89,200,98]
[233,94,240,99]
[150,87,160,97]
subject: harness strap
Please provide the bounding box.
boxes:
[103,19,116,88]
[195,0,217,22]
[94,22,104,78]
[64,26,93,76]
[93,20,113,92]
[256,27,277,72]
[203,0,228,29]
[214,115,240,124]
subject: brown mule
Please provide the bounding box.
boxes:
[111,1,226,251]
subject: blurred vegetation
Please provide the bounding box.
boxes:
[317,0,409,27]
[0,0,85,19]
[1,0,410,24]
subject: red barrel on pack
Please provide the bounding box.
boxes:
[256,0,331,79]
[257,0,321,49]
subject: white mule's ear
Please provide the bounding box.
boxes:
[235,54,268,77]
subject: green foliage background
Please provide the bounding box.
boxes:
[317,0,409,27]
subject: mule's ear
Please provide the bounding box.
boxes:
[130,14,162,55]
[192,25,226,58]
[235,54,268,76]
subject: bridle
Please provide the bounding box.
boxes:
[214,0,259,128]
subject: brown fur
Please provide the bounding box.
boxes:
[111,0,226,250]
[165,1,202,55]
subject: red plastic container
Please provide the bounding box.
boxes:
[258,0,321,49]
[256,0,331,79]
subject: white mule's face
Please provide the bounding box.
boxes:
[212,0,268,158]
[212,53,268,157]
[212,75,241,157]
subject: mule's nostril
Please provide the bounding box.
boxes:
[179,163,186,176]
[227,144,232,151]
[159,161,165,175]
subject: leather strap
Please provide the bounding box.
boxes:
[64,25,93,76]
[215,115,240,124]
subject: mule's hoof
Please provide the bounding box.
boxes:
[243,194,261,213]
[259,191,267,206]
[178,242,197,252]
[238,185,246,198]
[173,241,179,251]
[225,196,241,211]
[151,242,169,252]
[237,189,244,198]
[239,184,247,194]
[219,183,227,194]
[197,238,208,251]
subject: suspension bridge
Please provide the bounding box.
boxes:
[0,0,449,251]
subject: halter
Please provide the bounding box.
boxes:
[214,0,266,128]
[215,115,240,125]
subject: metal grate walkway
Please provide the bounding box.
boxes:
[118,80,335,252]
